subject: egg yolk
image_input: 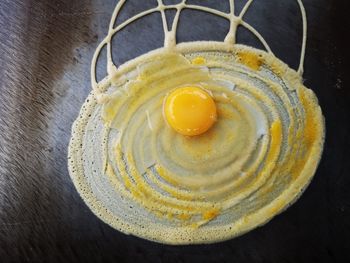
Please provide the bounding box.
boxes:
[163,86,217,136]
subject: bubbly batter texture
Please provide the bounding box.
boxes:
[68,0,325,244]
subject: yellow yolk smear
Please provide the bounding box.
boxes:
[163,86,217,136]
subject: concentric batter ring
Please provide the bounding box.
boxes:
[68,43,324,244]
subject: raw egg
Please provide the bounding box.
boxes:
[163,86,217,136]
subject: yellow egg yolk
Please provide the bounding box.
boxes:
[163,86,217,136]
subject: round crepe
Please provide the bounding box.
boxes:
[68,43,324,244]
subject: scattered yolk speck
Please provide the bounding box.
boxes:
[202,208,220,220]
[267,120,282,154]
[177,213,192,221]
[270,120,282,142]
[237,51,263,70]
[299,88,318,147]
[191,56,206,65]
[163,86,217,136]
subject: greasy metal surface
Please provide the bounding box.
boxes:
[0,0,349,262]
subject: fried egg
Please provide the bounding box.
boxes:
[163,86,217,136]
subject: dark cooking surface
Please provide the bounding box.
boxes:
[0,0,349,262]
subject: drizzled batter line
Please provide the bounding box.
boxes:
[238,0,253,19]
[297,0,307,75]
[91,0,308,94]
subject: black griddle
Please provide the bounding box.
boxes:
[0,0,349,262]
